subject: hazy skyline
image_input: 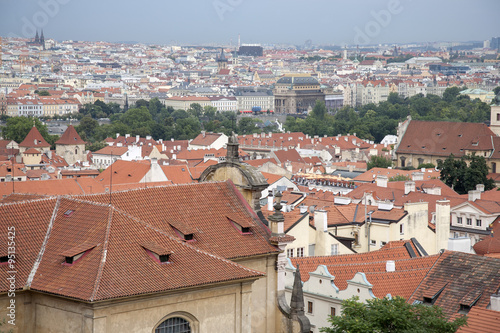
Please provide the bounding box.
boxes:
[1,0,499,46]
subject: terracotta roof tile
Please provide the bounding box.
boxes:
[55,125,85,145]
[457,307,500,333]
[19,126,50,148]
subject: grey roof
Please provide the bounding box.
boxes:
[276,76,320,85]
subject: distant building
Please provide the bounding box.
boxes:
[27,30,45,49]
[238,44,263,57]
[273,75,325,114]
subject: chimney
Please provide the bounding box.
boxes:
[299,205,308,214]
[404,181,415,194]
[435,200,450,252]
[125,134,130,138]
[476,184,485,193]
[136,135,140,142]
[468,190,481,202]
[376,175,388,188]
[151,157,157,165]
[116,133,120,139]
[314,209,328,256]
[386,260,395,272]
[491,293,500,312]
[267,191,274,211]
[412,172,424,181]
[202,131,206,138]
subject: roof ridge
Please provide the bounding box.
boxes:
[0,195,55,206]
[90,206,113,301]
[26,196,61,288]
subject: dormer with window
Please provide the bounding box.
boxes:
[422,282,448,305]
[62,243,96,266]
[142,242,172,264]
[227,215,253,234]
[169,220,195,241]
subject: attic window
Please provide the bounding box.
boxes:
[422,282,447,305]
[142,242,172,263]
[64,209,74,217]
[169,220,195,242]
[458,134,463,137]
[227,215,252,234]
[62,243,96,266]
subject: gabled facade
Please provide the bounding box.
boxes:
[55,125,86,165]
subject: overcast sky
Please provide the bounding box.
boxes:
[1,0,499,46]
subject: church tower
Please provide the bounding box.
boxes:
[40,29,45,50]
[216,48,228,72]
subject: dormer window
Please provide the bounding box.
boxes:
[62,243,96,266]
[142,242,172,264]
[422,282,447,305]
[169,220,195,242]
[227,215,253,234]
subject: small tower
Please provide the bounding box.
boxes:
[490,93,500,136]
[34,30,39,43]
[217,48,228,71]
[40,29,45,50]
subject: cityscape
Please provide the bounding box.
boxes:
[1,0,500,332]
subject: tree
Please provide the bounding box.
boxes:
[312,100,327,120]
[367,155,392,170]
[320,296,466,333]
[438,154,495,194]
[1,117,51,144]
[35,90,50,96]
[493,86,500,96]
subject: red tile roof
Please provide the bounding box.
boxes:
[0,196,265,301]
[19,126,50,148]
[396,120,495,157]
[457,307,500,333]
[55,125,85,145]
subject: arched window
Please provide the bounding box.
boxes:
[155,317,191,333]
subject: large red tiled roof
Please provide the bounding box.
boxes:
[396,120,495,157]
[0,196,265,301]
[55,125,85,145]
[78,181,278,260]
[19,126,50,148]
[0,178,107,197]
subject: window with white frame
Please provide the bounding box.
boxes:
[297,247,304,257]
[331,244,338,255]
[287,248,294,258]
[370,240,376,246]
[400,223,404,235]
[466,218,472,226]
[457,217,462,224]
[476,219,482,227]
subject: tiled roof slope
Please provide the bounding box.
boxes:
[55,125,86,145]
[0,196,264,301]
[396,120,495,157]
[19,126,50,148]
[190,132,223,146]
[78,181,278,259]
[456,307,500,333]
[408,251,500,318]
[0,178,107,197]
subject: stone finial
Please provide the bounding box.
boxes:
[290,264,305,317]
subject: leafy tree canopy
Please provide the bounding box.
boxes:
[367,155,392,170]
[438,153,495,194]
[320,296,466,333]
[1,117,50,144]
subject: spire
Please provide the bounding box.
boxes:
[35,30,39,43]
[290,264,305,317]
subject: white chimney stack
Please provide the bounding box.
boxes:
[267,191,274,211]
[491,293,500,312]
[376,176,388,188]
[404,181,415,195]
[386,260,395,272]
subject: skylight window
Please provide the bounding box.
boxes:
[64,209,74,217]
